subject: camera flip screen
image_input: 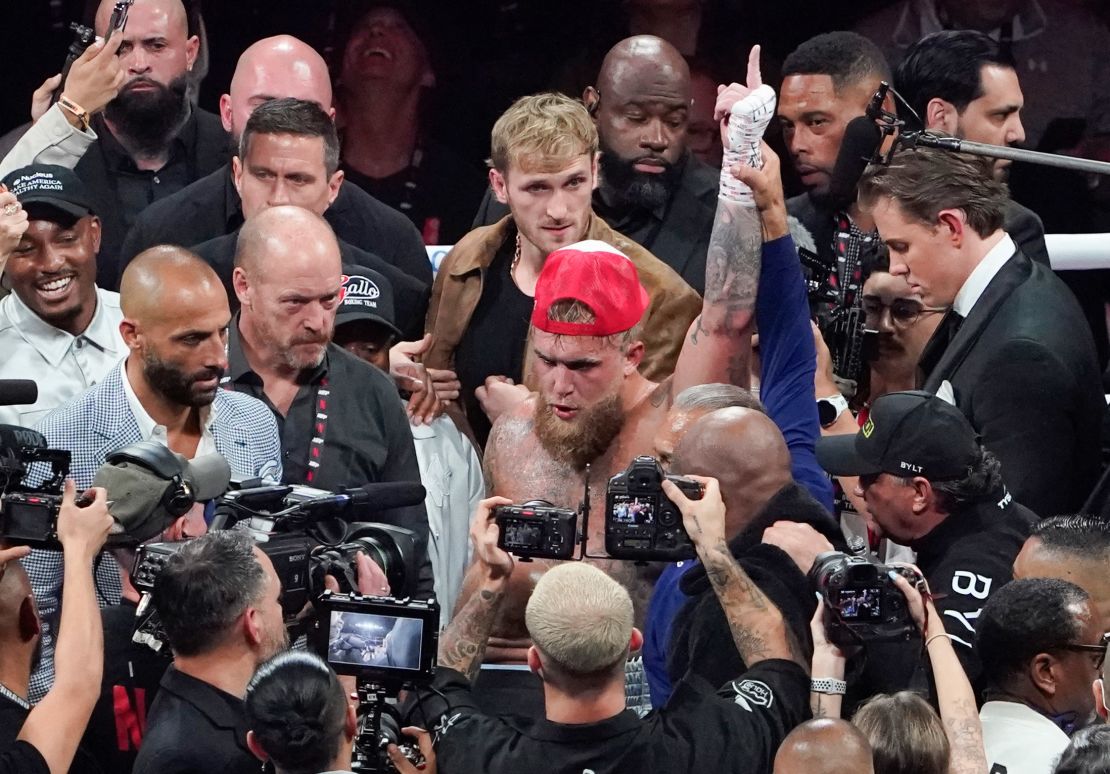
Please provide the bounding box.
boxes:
[610,494,656,526]
[833,587,883,621]
[328,610,423,671]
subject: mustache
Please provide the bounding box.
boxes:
[189,367,225,383]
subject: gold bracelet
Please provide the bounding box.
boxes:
[925,632,952,648]
[58,95,90,131]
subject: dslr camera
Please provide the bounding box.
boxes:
[605,456,703,561]
[314,591,438,773]
[493,501,579,561]
[0,425,74,549]
[809,551,922,646]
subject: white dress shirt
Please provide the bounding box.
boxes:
[0,287,124,427]
[953,232,1016,317]
[410,412,484,628]
[980,700,1071,774]
[120,361,218,459]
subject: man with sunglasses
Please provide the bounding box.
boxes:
[977,578,1106,772]
[814,391,1037,692]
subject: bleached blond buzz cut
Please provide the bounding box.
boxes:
[525,562,633,675]
[488,92,599,175]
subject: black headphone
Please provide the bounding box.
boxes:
[106,441,194,517]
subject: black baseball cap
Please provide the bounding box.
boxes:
[335,266,402,338]
[1,164,95,219]
[816,390,980,481]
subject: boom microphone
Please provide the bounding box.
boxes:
[829,116,883,208]
[0,381,38,407]
[298,481,428,517]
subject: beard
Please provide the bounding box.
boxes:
[104,74,190,156]
[142,348,224,407]
[599,148,681,211]
[534,392,625,471]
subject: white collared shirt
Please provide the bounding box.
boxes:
[119,361,218,459]
[952,232,1015,317]
[980,700,1071,774]
[0,287,125,427]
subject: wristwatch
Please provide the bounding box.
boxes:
[817,393,850,428]
[810,677,847,695]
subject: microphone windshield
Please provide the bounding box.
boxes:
[829,116,883,208]
[184,453,232,501]
[0,380,38,407]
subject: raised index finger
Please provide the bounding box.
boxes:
[746,45,762,90]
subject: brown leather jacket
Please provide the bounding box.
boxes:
[424,214,702,381]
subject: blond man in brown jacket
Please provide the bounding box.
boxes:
[425,93,701,446]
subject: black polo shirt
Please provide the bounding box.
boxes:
[117,167,433,285]
[224,322,430,552]
[191,232,429,341]
[422,660,808,774]
[471,152,718,294]
[76,108,230,290]
[131,666,255,774]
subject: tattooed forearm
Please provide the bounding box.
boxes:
[700,544,795,667]
[438,585,506,682]
[943,701,989,774]
[703,198,762,325]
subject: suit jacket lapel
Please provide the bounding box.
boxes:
[921,251,1032,393]
[91,366,145,460]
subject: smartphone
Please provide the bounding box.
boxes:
[104,0,134,43]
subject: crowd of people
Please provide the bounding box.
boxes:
[1,0,1109,772]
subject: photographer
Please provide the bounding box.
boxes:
[244,651,434,774]
[417,480,808,773]
[806,569,988,774]
[0,480,112,774]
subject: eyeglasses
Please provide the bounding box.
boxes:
[1059,632,1110,672]
[861,296,947,329]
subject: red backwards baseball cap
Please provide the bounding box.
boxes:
[531,240,650,337]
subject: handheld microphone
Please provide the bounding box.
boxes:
[0,381,38,407]
[828,116,883,207]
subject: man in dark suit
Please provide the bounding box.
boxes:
[471,36,718,294]
[859,148,1103,518]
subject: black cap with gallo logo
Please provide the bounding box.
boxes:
[816,390,979,481]
[335,265,402,338]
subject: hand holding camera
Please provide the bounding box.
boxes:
[56,479,112,560]
[660,475,724,553]
[473,496,516,581]
[58,32,125,120]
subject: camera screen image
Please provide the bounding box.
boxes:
[832,587,883,621]
[502,519,543,548]
[610,494,656,526]
[328,610,423,671]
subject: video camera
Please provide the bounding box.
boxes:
[492,456,703,563]
[314,591,438,773]
[0,424,75,549]
[809,551,923,646]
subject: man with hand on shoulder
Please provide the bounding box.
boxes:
[416,477,808,774]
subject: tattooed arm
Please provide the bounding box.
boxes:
[662,477,801,668]
[892,573,988,774]
[437,496,515,681]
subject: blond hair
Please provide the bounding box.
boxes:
[544,299,645,351]
[489,92,599,174]
[525,563,633,677]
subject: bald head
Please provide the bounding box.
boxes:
[223,36,334,140]
[672,407,792,537]
[234,206,341,279]
[0,561,39,658]
[774,719,874,774]
[120,246,226,322]
[96,0,188,37]
[597,35,690,97]
[233,207,342,373]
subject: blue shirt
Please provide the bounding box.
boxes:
[643,234,833,707]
